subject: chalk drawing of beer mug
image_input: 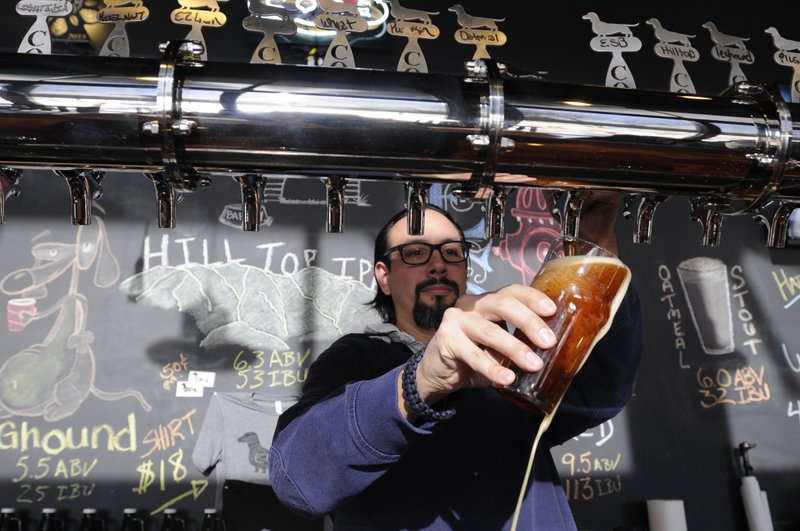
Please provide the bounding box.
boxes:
[7,298,37,332]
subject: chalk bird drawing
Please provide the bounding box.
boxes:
[765,27,800,52]
[385,0,437,24]
[702,22,749,49]
[582,12,638,37]
[120,263,379,351]
[646,18,694,46]
[238,431,268,473]
[448,4,504,31]
[0,218,152,421]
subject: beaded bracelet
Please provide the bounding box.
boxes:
[401,350,456,422]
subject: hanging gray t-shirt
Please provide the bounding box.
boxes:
[192,391,297,508]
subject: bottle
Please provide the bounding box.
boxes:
[1,508,19,531]
[38,508,64,531]
[159,509,184,531]
[78,509,104,531]
[119,509,143,531]
[199,509,225,531]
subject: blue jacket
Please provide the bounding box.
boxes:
[270,288,643,530]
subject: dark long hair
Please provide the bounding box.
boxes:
[369,205,466,324]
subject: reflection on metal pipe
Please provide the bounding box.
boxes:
[405,181,429,236]
[326,176,346,233]
[0,168,21,224]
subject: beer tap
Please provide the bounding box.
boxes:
[559,190,591,240]
[0,168,22,224]
[754,201,799,248]
[405,181,430,235]
[55,169,103,225]
[690,197,726,247]
[326,176,346,234]
[623,193,670,244]
[234,174,266,232]
[738,441,757,477]
[146,173,178,229]
[486,186,507,241]
[140,40,207,230]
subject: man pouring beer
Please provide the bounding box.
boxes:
[269,191,643,530]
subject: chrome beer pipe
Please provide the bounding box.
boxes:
[1,48,800,242]
[0,168,21,224]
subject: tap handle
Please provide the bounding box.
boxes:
[738,441,757,476]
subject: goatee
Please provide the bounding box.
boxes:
[412,277,460,331]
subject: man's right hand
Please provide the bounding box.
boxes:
[405,285,558,413]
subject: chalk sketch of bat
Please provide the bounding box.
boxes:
[0,218,152,422]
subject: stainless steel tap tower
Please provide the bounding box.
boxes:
[1,42,799,246]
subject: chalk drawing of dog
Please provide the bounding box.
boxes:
[0,218,152,422]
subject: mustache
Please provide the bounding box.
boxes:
[415,277,460,297]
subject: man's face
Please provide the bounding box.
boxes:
[375,210,468,333]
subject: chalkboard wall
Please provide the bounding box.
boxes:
[0,2,799,530]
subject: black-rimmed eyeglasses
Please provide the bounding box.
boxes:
[381,240,473,265]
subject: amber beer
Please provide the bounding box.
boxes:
[500,238,631,416]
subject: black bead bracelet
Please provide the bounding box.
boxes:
[401,350,456,422]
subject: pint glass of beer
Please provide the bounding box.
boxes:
[500,237,631,416]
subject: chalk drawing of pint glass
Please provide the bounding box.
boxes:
[677,257,734,355]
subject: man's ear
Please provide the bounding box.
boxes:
[374,261,391,296]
